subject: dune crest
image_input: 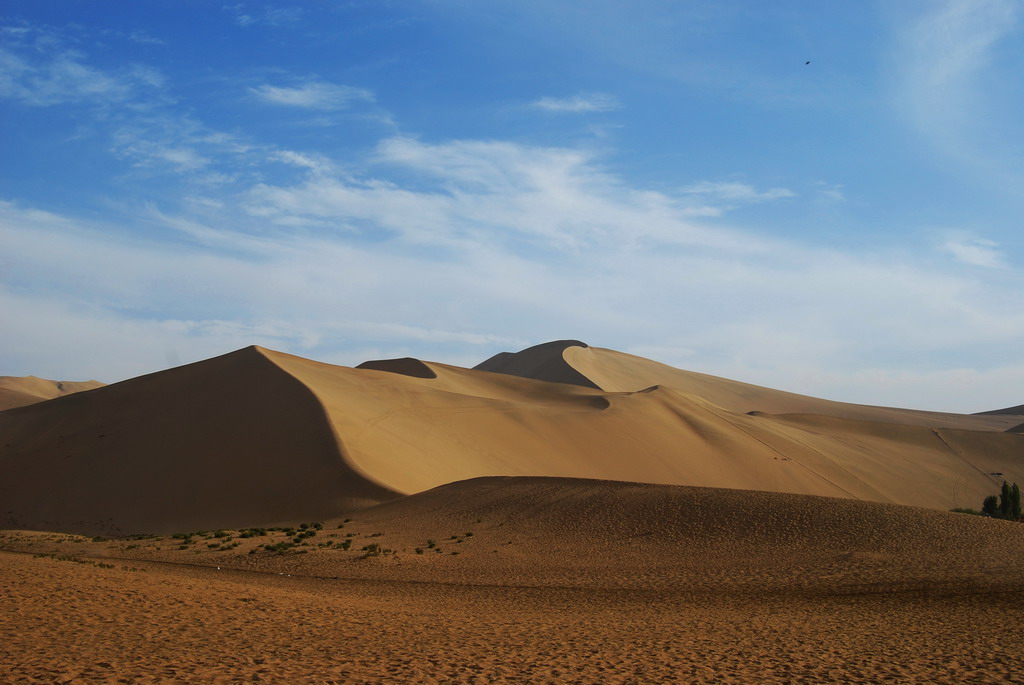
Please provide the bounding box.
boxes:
[473,339,598,388]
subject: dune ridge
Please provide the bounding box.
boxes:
[492,341,1021,431]
[473,339,599,388]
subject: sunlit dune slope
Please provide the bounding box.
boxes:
[0,376,104,411]
[272,345,1020,512]
[0,347,397,535]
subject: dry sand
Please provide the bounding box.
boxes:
[3,477,1023,683]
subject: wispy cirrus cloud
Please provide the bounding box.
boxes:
[225,4,305,28]
[531,92,621,113]
[940,235,1007,268]
[894,0,1023,185]
[0,47,137,106]
[681,181,796,203]
[249,81,374,109]
[244,136,769,253]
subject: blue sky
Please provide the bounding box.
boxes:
[2,0,1022,412]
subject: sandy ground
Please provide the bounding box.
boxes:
[3,550,1021,684]
[3,478,1023,683]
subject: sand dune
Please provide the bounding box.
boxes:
[0,375,103,411]
[978,402,1024,415]
[0,347,397,535]
[481,340,1021,431]
[1,341,1020,535]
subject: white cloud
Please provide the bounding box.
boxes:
[0,48,135,106]
[226,5,304,27]
[244,136,771,253]
[271,149,332,173]
[681,181,796,203]
[940,236,1007,268]
[532,92,621,113]
[127,30,165,45]
[250,82,374,109]
[814,182,846,202]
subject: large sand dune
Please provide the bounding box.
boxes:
[1,341,1020,534]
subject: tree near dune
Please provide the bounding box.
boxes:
[978,482,1022,521]
[1000,482,1013,518]
[982,495,1000,518]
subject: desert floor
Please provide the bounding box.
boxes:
[4,479,1024,684]
[3,549,1022,684]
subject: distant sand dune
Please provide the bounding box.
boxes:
[0,376,103,411]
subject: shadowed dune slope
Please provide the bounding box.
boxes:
[0,347,398,535]
[227,475,1024,598]
[979,403,1024,416]
[350,476,1024,586]
[0,376,104,411]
